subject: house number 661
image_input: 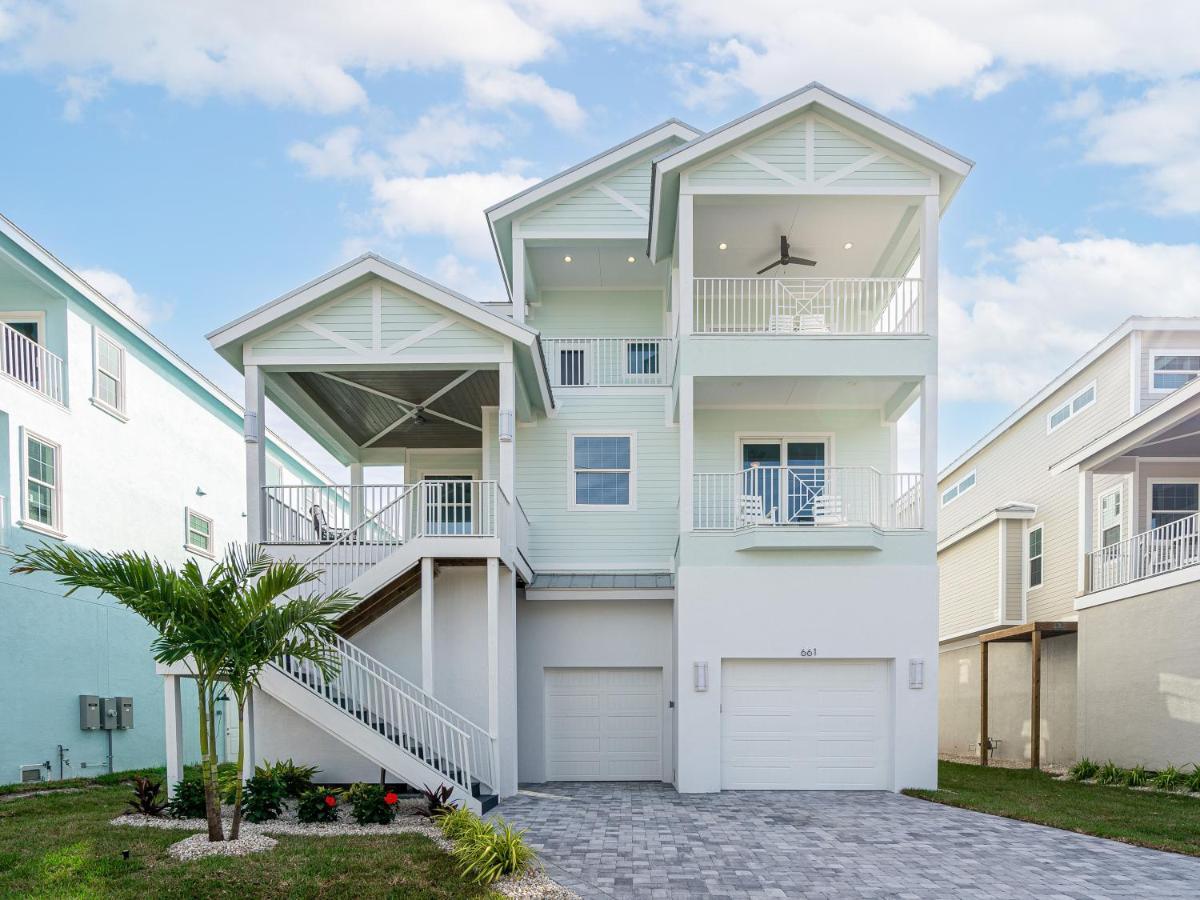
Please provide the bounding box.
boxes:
[799,648,818,657]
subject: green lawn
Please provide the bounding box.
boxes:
[0,771,496,898]
[905,761,1200,857]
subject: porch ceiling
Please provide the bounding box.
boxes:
[290,369,497,449]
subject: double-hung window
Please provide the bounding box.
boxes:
[1099,489,1122,548]
[570,434,635,509]
[93,330,126,416]
[1151,353,1200,392]
[23,431,61,534]
[185,508,214,557]
[1047,382,1095,432]
[1027,524,1044,589]
[1149,482,1199,531]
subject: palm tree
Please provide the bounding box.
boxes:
[11,543,353,842]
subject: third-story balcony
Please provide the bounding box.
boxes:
[2,321,65,405]
[692,276,923,336]
[543,336,673,388]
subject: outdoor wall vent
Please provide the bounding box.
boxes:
[908,658,925,689]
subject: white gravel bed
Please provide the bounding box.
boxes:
[493,867,580,899]
[168,831,277,860]
[114,809,447,841]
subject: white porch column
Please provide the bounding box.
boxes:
[679,374,694,533]
[498,357,517,548]
[920,192,939,338]
[486,557,501,785]
[243,364,267,543]
[241,689,256,782]
[511,237,526,324]
[920,376,937,532]
[919,192,940,529]
[163,675,184,799]
[421,557,435,693]
[1078,468,1095,594]
[678,193,694,336]
[349,462,364,526]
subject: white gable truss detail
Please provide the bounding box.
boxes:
[516,156,655,235]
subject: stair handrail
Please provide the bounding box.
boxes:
[303,483,419,594]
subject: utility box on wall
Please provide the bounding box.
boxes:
[79,695,100,730]
[115,697,133,729]
[99,697,118,730]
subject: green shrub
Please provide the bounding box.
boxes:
[256,758,319,799]
[344,782,373,806]
[437,806,489,842]
[240,773,286,823]
[1152,764,1186,791]
[1123,764,1150,787]
[298,787,341,823]
[1068,758,1099,781]
[167,776,208,819]
[1096,761,1124,785]
[452,818,537,885]
[1185,765,1200,793]
[349,783,401,825]
[127,776,167,817]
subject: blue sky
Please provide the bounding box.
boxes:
[1,2,1198,475]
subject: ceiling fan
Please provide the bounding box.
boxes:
[756,235,817,274]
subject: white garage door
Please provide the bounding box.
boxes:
[721,659,891,790]
[544,667,662,780]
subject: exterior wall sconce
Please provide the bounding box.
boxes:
[908,658,925,689]
[499,409,514,443]
[195,487,207,497]
[243,412,259,444]
[693,661,709,692]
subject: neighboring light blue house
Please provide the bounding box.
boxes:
[0,212,328,785]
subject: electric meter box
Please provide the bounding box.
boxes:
[99,696,118,730]
[116,696,134,729]
[79,695,101,730]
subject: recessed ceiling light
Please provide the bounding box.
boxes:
[843,242,854,250]
[563,255,572,263]
[718,242,728,251]
[627,256,636,264]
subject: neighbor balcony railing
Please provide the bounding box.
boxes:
[1,322,65,404]
[692,277,923,335]
[1087,512,1200,593]
[543,337,673,387]
[693,466,923,531]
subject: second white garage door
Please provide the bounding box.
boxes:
[721,659,891,790]
[544,667,662,781]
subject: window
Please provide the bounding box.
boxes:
[23,431,61,533]
[185,509,214,556]
[1027,525,1043,589]
[570,434,635,509]
[626,340,660,377]
[93,330,126,415]
[1151,353,1200,392]
[941,470,976,506]
[1149,482,1199,531]
[559,348,585,386]
[1100,489,1122,548]
[1046,382,1095,432]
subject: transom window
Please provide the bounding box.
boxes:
[1152,354,1200,392]
[1149,482,1199,531]
[24,431,60,532]
[185,509,214,556]
[93,331,126,414]
[941,469,976,506]
[1047,382,1095,432]
[1100,489,1121,548]
[1027,524,1044,589]
[570,434,634,509]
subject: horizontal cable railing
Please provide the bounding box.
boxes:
[1,322,65,404]
[543,337,672,387]
[693,466,923,531]
[1088,512,1200,592]
[693,277,923,335]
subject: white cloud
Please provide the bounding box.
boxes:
[385,108,507,176]
[464,68,585,129]
[288,126,371,180]
[78,268,173,326]
[941,235,1200,406]
[59,73,104,121]
[432,254,507,301]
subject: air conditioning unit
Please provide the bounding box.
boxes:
[19,765,45,784]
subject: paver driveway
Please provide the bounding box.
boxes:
[493,782,1200,899]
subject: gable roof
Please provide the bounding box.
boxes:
[485,119,701,297]
[647,82,974,262]
[0,210,329,482]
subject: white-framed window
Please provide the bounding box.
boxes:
[92,329,127,417]
[22,430,62,535]
[1027,524,1044,589]
[185,508,214,557]
[941,469,976,507]
[1099,488,1122,548]
[1151,352,1200,393]
[1047,382,1096,433]
[1148,480,1200,531]
[569,433,636,509]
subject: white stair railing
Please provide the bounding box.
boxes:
[303,484,418,595]
[1088,512,1200,592]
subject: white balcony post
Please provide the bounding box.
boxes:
[1078,468,1094,594]
[678,192,694,336]
[680,374,694,532]
[920,376,937,532]
[486,557,501,781]
[512,237,526,324]
[244,364,267,543]
[349,463,364,526]
[163,675,184,799]
[498,355,517,545]
[421,557,435,693]
[920,192,939,337]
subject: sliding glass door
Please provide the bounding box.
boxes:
[740,439,827,525]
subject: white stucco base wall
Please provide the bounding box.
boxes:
[516,595,674,784]
[674,563,939,793]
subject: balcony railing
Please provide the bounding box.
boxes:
[1087,513,1200,592]
[693,466,923,531]
[543,337,672,387]
[2,322,65,404]
[692,277,923,335]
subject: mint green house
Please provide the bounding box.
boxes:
[198,84,970,810]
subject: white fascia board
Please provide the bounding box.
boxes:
[937,503,1037,552]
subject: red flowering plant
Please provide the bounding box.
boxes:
[385,792,399,806]
[350,783,400,825]
[298,786,341,823]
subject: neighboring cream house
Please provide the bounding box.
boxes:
[189,83,969,811]
[938,316,1200,768]
[0,213,327,785]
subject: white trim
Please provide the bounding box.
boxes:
[1099,486,1122,549]
[594,183,649,219]
[1046,380,1096,433]
[184,507,215,559]
[996,519,1007,625]
[936,503,1038,552]
[91,327,128,418]
[568,431,638,511]
[1129,330,1141,415]
[941,469,976,507]
[1076,561,1200,610]
[0,310,47,344]
[1145,478,1200,531]
[21,428,62,536]
[1026,523,1044,591]
[523,587,675,602]
[1149,349,1200,394]
[732,432,835,470]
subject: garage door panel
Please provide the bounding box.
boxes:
[545,667,663,782]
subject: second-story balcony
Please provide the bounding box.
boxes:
[1087,513,1200,594]
[692,276,923,336]
[2,321,65,405]
[543,336,673,388]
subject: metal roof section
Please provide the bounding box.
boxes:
[526,572,675,590]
